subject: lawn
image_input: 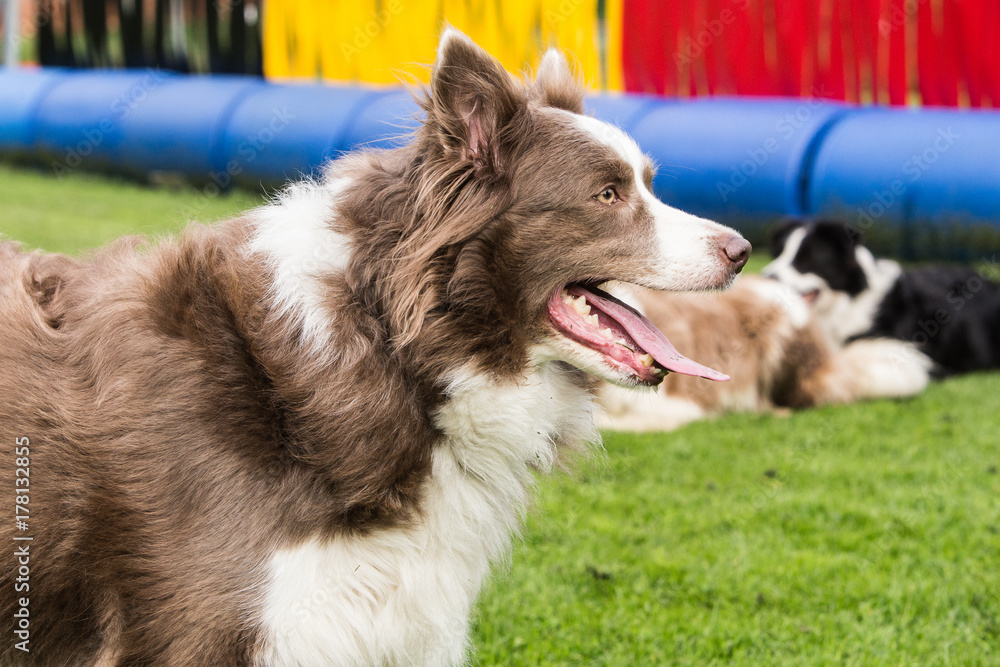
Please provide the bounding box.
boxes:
[0,163,265,254]
[474,381,1000,665]
[2,164,998,665]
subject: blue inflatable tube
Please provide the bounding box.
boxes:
[119,75,265,177]
[7,70,176,172]
[222,85,402,186]
[2,68,1000,251]
[0,69,65,154]
[583,94,666,133]
[628,98,849,227]
[807,108,1000,229]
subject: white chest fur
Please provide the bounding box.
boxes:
[256,363,596,666]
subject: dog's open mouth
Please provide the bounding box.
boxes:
[548,284,730,385]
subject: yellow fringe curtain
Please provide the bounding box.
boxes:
[262,0,622,91]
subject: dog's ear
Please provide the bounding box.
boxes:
[429,27,524,179]
[533,48,584,113]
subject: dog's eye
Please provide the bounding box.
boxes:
[593,187,619,205]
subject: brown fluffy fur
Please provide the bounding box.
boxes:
[0,32,749,664]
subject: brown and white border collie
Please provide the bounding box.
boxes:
[0,31,749,665]
[598,276,932,432]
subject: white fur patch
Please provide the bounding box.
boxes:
[246,178,353,348]
[257,362,596,666]
[567,111,738,291]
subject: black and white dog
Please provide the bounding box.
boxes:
[763,219,1000,376]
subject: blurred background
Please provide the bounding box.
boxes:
[3,0,1000,258]
[5,0,1000,102]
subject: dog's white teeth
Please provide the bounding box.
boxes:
[638,353,655,368]
[600,328,614,340]
[586,313,599,327]
[570,296,591,316]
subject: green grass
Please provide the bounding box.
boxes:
[742,252,769,276]
[0,163,265,254]
[3,164,999,665]
[474,379,1000,665]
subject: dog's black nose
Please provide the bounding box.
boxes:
[721,235,752,273]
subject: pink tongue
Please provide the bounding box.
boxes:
[576,286,730,382]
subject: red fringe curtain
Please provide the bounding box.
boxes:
[620,0,1000,107]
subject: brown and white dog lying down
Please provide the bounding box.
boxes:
[0,31,751,665]
[598,276,933,432]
